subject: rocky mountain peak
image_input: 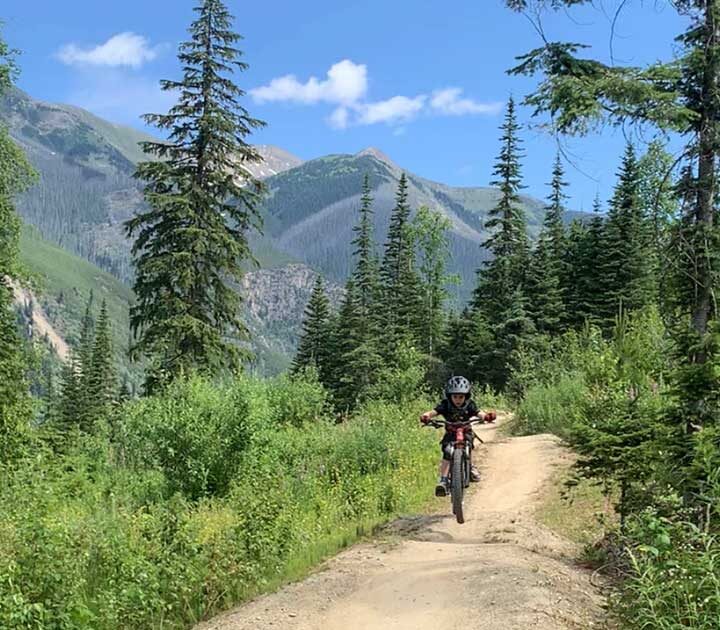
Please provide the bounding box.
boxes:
[356,147,398,170]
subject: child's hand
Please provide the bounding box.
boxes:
[483,411,497,423]
[420,412,432,424]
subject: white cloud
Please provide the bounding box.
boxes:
[58,32,159,68]
[430,88,503,116]
[328,106,350,130]
[356,95,426,125]
[251,59,367,105]
[251,60,501,129]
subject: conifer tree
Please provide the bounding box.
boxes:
[57,352,82,432]
[526,154,568,334]
[293,276,332,383]
[526,236,563,335]
[490,287,536,390]
[77,291,95,402]
[473,96,530,319]
[470,97,532,388]
[78,290,95,371]
[124,0,265,391]
[333,280,380,408]
[352,175,382,322]
[596,144,655,328]
[380,173,422,353]
[333,178,384,408]
[573,195,606,327]
[441,310,474,378]
[87,300,116,427]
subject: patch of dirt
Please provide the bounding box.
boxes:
[10,280,70,362]
[197,420,606,630]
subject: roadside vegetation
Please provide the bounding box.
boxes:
[4,0,720,628]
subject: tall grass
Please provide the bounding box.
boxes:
[514,374,586,438]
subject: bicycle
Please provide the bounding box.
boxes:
[424,416,486,524]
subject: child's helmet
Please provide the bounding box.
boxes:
[445,375,471,398]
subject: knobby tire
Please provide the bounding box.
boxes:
[452,447,465,524]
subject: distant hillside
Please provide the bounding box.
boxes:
[5,87,592,366]
[2,88,302,282]
[259,147,581,299]
[18,224,341,378]
[18,224,137,385]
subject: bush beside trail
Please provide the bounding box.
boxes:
[509,308,720,628]
[0,374,439,630]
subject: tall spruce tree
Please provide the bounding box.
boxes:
[87,300,116,428]
[351,175,382,322]
[380,173,421,353]
[292,276,332,382]
[473,96,530,318]
[57,352,82,433]
[527,154,568,334]
[544,153,569,265]
[596,144,655,328]
[573,195,606,327]
[333,177,383,408]
[470,97,532,388]
[125,0,265,391]
[0,28,35,462]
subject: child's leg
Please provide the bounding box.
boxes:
[439,459,450,477]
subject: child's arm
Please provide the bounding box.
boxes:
[420,409,439,423]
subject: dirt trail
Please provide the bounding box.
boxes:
[198,421,605,630]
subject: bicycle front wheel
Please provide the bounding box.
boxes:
[451,447,465,524]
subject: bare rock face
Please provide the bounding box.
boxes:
[249,145,304,179]
[240,264,343,373]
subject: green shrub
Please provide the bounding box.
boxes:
[514,374,586,437]
[617,510,720,629]
[362,343,427,405]
[0,377,439,629]
[267,368,328,427]
[119,376,256,500]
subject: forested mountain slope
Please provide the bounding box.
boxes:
[18,225,341,377]
[259,147,586,299]
[2,88,301,282]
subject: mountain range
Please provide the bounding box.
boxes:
[3,88,585,374]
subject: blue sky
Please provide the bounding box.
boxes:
[3,0,686,211]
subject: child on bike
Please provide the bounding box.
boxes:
[420,376,496,497]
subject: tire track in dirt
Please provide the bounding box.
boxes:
[197,420,606,630]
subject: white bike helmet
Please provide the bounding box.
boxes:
[445,375,471,398]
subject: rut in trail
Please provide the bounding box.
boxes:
[197,422,606,630]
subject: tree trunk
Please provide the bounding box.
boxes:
[692,0,720,346]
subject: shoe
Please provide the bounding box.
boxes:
[470,466,481,482]
[435,482,448,497]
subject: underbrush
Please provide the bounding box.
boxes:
[0,374,438,629]
[514,374,586,439]
[511,308,720,628]
[615,509,720,629]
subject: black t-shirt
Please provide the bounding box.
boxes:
[434,398,478,424]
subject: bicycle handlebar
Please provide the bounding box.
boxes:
[423,417,486,429]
